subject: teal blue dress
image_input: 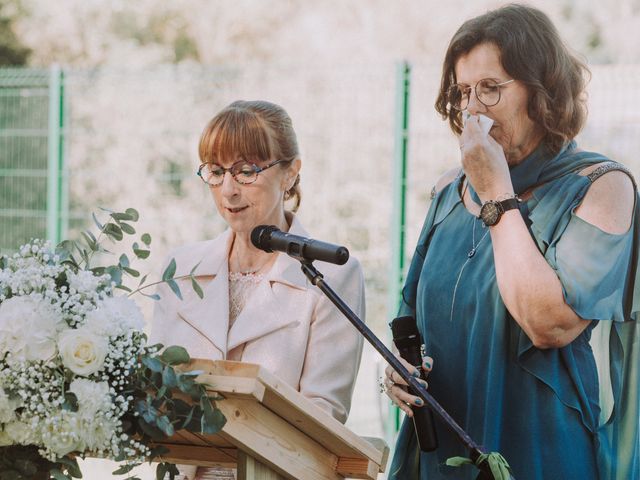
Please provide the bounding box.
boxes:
[388,142,640,480]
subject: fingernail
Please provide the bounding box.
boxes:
[412,370,421,377]
[424,360,432,370]
[415,398,423,406]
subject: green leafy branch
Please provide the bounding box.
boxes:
[117,346,226,480]
[55,207,203,302]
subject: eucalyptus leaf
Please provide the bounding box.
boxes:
[157,462,178,480]
[112,464,136,475]
[162,366,177,388]
[133,248,150,259]
[191,277,204,299]
[201,406,226,434]
[189,260,202,276]
[181,406,196,429]
[119,254,130,268]
[105,266,122,286]
[141,292,161,301]
[81,231,97,251]
[142,356,163,373]
[120,222,136,235]
[91,266,106,276]
[138,418,167,440]
[148,445,170,458]
[162,258,177,281]
[111,212,134,222]
[141,233,152,246]
[61,392,78,412]
[92,212,104,230]
[123,267,140,278]
[125,208,140,221]
[166,279,182,300]
[160,346,190,365]
[56,457,82,478]
[156,415,175,437]
[155,463,167,480]
[104,223,123,241]
[50,469,71,480]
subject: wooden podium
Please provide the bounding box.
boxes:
[158,360,389,480]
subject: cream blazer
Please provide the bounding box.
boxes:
[150,217,365,424]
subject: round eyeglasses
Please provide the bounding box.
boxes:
[446,78,515,111]
[197,159,287,186]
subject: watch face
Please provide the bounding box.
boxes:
[480,201,500,226]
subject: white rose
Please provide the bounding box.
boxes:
[0,296,62,363]
[78,414,118,452]
[58,328,108,376]
[68,378,111,417]
[40,412,83,456]
[84,296,145,338]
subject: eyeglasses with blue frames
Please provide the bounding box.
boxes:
[446,78,515,111]
[197,159,288,186]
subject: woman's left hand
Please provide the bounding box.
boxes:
[383,356,433,417]
[460,114,514,201]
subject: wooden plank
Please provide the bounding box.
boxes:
[160,444,238,468]
[173,360,389,476]
[197,361,385,467]
[196,373,266,400]
[361,437,389,473]
[166,428,234,448]
[335,457,379,479]
[237,451,286,480]
[210,397,342,480]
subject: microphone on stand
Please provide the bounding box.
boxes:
[250,225,349,265]
[390,315,438,452]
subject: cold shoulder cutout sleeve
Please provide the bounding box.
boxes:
[525,166,640,480]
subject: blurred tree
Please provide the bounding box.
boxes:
[0,0,30,65]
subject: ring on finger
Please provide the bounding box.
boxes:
[378,377,388,394]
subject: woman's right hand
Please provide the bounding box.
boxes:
[383,355,433,417]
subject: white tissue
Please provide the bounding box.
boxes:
[462,112,494,136]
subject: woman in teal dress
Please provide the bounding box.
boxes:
[382,5,639,480]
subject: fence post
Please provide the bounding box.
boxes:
[386,61,411,441]
[46,65,65,245]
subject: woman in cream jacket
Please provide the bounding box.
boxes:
[151,100,364,480]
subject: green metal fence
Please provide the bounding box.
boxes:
[0,67,66,254]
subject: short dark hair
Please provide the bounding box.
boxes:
[435,4,590,154]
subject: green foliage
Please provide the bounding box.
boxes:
[123,342,226,479]
[54,207,203,302]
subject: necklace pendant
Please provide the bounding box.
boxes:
[468,248,476,258]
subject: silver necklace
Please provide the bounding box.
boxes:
[449,214,490,322]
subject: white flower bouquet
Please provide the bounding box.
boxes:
[0,209,224,480]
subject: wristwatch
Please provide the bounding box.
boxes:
[478,197,520,227]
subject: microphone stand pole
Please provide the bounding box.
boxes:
[298,260,515,480]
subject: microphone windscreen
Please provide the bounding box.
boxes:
[250,225,277,250]
[390,315,420,339]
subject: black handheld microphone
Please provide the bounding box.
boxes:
[250,225,349,265]
[390,315,438,452]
